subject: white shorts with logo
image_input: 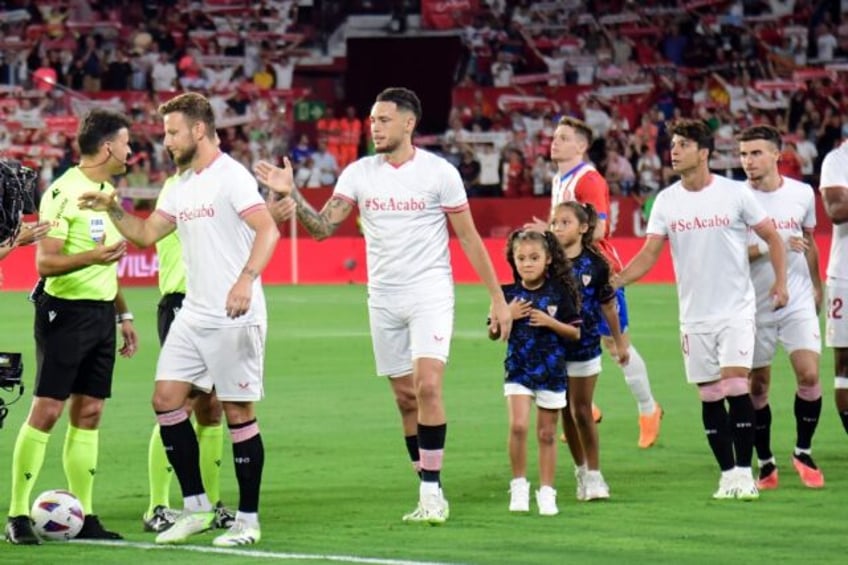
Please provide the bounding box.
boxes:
[504,383,566,410]
[368,293,454,378]
[156,315,266,401]
[681,319,755,384]
[753,310,822,368]
[826,281,848,348]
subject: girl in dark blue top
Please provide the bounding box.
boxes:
[551,201,628,502]
[489,229,581,516]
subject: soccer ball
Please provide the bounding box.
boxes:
[30,490,85,541]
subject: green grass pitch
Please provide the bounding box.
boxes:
[0,284,845,564]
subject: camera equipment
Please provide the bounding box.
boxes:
[0,159,39,245]
[0,352,24,429]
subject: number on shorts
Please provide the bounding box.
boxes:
[830,297,844,320]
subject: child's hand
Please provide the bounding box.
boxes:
[509,298,533,320]
[527,308,551,328]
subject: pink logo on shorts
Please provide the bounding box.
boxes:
[238,382,250,389]
[738,350,749,356]
[433,335,444,342]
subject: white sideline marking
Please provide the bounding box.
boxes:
[73,540,463,565]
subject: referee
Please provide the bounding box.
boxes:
[5,109,138,545]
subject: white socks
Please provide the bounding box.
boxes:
[622,345,656,415]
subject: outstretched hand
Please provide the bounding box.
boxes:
[254,158,295,196]
[78,191,118,212]
[15,222,50,247]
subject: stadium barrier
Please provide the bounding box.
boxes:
[0,235,833,291]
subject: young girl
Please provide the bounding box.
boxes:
[551,202,629,502]
[490,229,581,516]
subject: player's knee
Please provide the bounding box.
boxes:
[573,404,594,427]
[193,394,223,426]
[415,379,442,406]
[394,390,417,415]
[27,398,64,432]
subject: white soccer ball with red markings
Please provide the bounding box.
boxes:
[31,490,85,541]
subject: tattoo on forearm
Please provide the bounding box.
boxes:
[108,205,125,221]
[291,190,349,239]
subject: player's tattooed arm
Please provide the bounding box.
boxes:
[289,189,353,240]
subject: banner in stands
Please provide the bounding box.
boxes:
[420,0,479,30]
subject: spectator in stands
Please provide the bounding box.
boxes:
[604,144,636,196]
[778,140,803,181]
[151,52,177,92]
[491,52,514,87]
[457,147,481,196]
[502,148,529,198]
[290,133,313,165]
[636,144,662,195]
[474,142,502,197]
[311,138,340,186]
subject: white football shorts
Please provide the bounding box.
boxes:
[504,383,567,410]
[368,292,454,378]
[753,310,822,368]
[826,281,848,348]
[156,315,266,402]
[681,319,755,384]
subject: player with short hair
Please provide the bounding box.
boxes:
[819,140,848,437]
[614,119,788,500]
[527,116,662,448]
[737,125,824,489]
[254,86,512,524]
[142,156,235,533]
[79,92,280,547]
[497,229,581,516]
[6,109,138,545]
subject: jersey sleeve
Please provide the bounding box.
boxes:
[802,183,816,231]
[593,258,616,304]
[439,160,469,213]
[738,185,768,227]
[39,185,71,241]
[820,148,847,190]
[645,190,669,238]
[333,161,360,205]
[574,171,610,220]
[228,167,265,218]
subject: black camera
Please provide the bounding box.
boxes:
[0,160,40,244]
[0,353,23,388]
[0,352,24,429]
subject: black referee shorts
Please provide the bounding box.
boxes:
[34,293,116,400]
[157,293,185,346]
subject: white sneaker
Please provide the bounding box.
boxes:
[583,470,610,501]
[402,490,449,525]
[535,486,559,516]
[574,466,587,501]
[212,519,261,547]
[734,468,760,501]
[712,470,738,500]
[508,478,530,512]
[154,510,215,544]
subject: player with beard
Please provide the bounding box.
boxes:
[613,119,788,500]
[142,142,236,533]
[254,86,512,524]
[737,125,824,490]
[80,93,279,546]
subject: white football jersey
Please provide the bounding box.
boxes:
[157,153,267,327]
[333,148,468,297]
[647,174,769,332]
[820,142,848,283]
[748,177,816,323]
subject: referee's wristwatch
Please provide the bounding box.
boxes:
[116,312,134,324]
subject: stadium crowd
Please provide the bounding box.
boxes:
[0,0,847,206]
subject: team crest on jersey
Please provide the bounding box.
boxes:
[582,274,592,286]
[89,217,106,242]
[546,305,558,317]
